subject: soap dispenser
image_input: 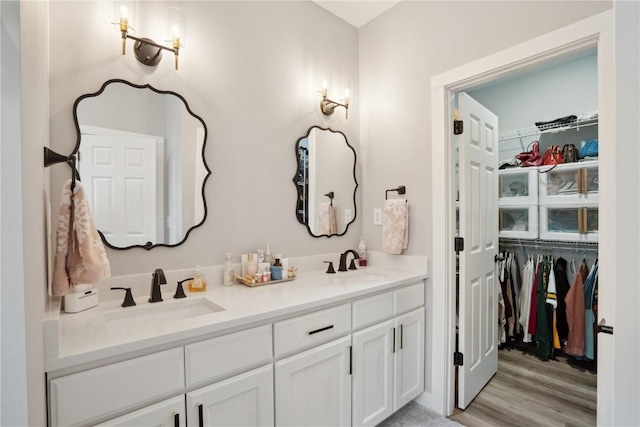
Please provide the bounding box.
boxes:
[358,237,368,267]
[189,265,207,292]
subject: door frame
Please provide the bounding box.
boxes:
[428,10,614,421]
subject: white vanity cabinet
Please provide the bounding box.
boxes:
[351,283,425,427]
[49,348,185,427]
[187,365,274,427]
[48,278,428,427]
[393,308,425,410]
[275,336,352,426]
[274,303,352,426]
[96,396,185,427]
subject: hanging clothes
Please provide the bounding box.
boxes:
[582,262,599,361]
[565,259,590,357]
[528,256,542,337]
[554,258,571,348]
[535,257,553,361]
[519,256,535,343]
[509,253,522,335]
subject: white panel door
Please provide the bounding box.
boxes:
[275,336,351,427]
[352,320,394,427]
[96,396,185,427]
[186,364,274,427]
[457,92,499,409]
[393,307,425,410]
[79,134,157,247]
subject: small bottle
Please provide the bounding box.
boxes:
[358,237,368,267]
[246,253,259,278]
[189,265,207,292]
[223,253,234,287]
[265,243,274,266]
[271,255,283,281]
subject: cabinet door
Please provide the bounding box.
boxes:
[352,320,394,427]
[275,336,351,427]
[95,396,185,427]
[393,308,425,411]
[186,365,274,427]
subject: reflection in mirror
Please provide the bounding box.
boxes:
[294,126,357,237]
[73,79,210,250]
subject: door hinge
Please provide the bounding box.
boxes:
[454,351,464,366]
[454,237,464,253]
[453,120,464,135]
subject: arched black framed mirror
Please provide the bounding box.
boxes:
[294,126,358,237]
[72,79,211,250]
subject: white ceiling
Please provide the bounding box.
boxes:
[312,1,401,28]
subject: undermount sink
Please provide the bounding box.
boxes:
[330,270,388,283]
[104,297,224,332]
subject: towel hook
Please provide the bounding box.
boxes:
[385,185,406,200]
[44,147,81,191]
[324,191,334,206]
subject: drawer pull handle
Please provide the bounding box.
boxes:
[174,412,179,427]
[400,324,404,350]
[308,325,334,335]
[198,403,203,427]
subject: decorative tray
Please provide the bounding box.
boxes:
[234,267,298,287]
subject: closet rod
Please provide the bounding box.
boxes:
[499,238,598,253]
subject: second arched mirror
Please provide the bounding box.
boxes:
[294,126,358,237]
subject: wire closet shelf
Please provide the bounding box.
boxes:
[498,115,599,150]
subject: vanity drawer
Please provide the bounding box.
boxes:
[185,324,272,387]
[352,291,393,330]
[49,347,184,427]
[274,304,351,357]
[394,282,425,315]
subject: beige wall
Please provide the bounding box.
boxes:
[48,1,361,277]
[358,0,612,256]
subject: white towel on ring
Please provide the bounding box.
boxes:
[317,202,337,235]
[52,180,111,296]
[382,199,409,254]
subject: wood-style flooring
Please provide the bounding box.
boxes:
[449,346,597,427]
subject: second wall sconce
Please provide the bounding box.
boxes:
[319,79,350,119]
[116,2,185,70]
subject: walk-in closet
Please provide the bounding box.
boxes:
[452,49,599,426]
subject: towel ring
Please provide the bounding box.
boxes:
[385,185,406,200]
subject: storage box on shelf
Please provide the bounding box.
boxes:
[538,160,599,242]
[498,161,598,242]
[538,160,599,204]
[498,167,538,206]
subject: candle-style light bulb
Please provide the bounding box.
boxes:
[119,5,128,55]
[344,88,350,106]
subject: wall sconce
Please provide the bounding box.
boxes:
[116,2,185,70]
[319,79,350,119]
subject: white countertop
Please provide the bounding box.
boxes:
[45,261,427,373]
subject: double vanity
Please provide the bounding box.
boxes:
[45,262,427,427]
